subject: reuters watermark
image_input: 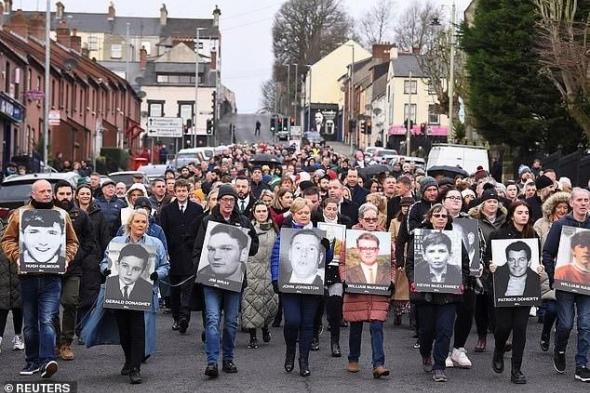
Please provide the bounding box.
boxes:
[3,382,77,393]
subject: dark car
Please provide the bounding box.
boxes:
[301,131,325,146]
[0,172,80,222]
[276,130,290,141]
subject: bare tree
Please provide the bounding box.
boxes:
[357,0,395,47]
[260,79,285,114]
[393,1,442,51]
[534,0,590,137]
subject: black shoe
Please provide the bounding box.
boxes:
[262,328,271,343]
[248,337,259,349]
[504,342,512,352]
[20,362,40,376]
[511,369,527,384]
[77,337,85,346]
[284,349,296,373]
[178,319,188,334]
[272,319,281,328]
[142,354,150,363]
[311,337,319,351]
[492,350,504,374]
[129,368,142,384]
[172,321,180,331]
[331,342,342,357]
[554,351,566,374]
[201,331,206,343]
[575,366,590,382]
[41,360,58,379]
[540,338,550,352]
[205,364,218,378]
[222,360,238,373]
[340,320,348,328]
[299,358,310,377]
[121,363,131,376]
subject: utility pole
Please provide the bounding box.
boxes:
[448,0,456,141]
[285,64,290,118]
[293,63,298,125]
[193,28,201,148]
[406,71,413,156]
[307,66,312,131]
[348,45,355,155]
[43,0,50,169]
[125,22,130,83]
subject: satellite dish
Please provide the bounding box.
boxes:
[137,91,147,99]
[64,58,79,72]
[135,76,144,85]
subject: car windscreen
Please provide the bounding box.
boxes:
[109,174,136,185]
[0,183,32,202]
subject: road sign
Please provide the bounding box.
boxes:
[25,90,45,100]
[290,125,302,137]
[147,117,183,138]
[48,110,60,126]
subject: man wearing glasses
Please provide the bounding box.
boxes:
[347,233,390,285]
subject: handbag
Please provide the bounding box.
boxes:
[393,267,410,301]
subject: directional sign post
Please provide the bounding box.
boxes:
[147,117,183,138]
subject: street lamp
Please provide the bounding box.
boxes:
[193,27,206,148]
[305,64,312,131]
[346,43,355,155]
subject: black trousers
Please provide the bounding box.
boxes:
[170,274,193,323]
[114,309,145,369]
[325,295,342,343]
[0,308,23,336]
[313,296,325,337]
[494,307,530,366]
[453,289,476,349]
[475,292,495,338]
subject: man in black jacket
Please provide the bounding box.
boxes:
[345,169,368,207]
[525,175,556,222]
[235,176,255,218]
[192,184,259,378]
[250,167,269,200]
[327,179,358,225]
[53,181,96,361]
[160,179,204,334]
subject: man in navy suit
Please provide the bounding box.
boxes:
[159,179,204,333]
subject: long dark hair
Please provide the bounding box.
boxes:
[506,200,536,238]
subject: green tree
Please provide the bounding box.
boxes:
[462,0,585,156]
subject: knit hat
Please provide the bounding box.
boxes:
[217,184,238,200]
[134,197,152,211]
[480,188,499,203]
[420,176,438,194]
[400,196,415,207]
[535,175,553,191]
[299,180,314,192]
[518,165,532,177]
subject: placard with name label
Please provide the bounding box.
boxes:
[344,230,392,296]
[413,229,462,294]
[555,226,590,295]
[19,209,67,274]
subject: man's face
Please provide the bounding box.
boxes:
[129,190,143,206]
[358,239,379,266]
[423,186,438,202]
[570,191,590,217]
[181,168,190,177]
[166,179,175,194]
[175,186,189,203]
[507,250,530,277]
[319,178,329,192]
[289,233,320,278]
[424,243,450,271]
[31,181,53,203]
[235,180,250,199]
[395,182,409,196]
[328,182,342,199]
[219,195,236,216]
[383,178,396,195]
[572,244,590,271]
[346,170,358,187]
[132,176,143,184]
[118,255,146,286]
[55,186,73,202]
[90,175,100,188]
[115,183,127,196]
[252,169,262,182]
[304,194,320,211]
[207,233,241,276]
[103,184,115,198]
[540,184,556,200]
[152,181,166,198]
[23,222,63,262]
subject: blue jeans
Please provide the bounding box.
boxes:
[348,321,385,367]
[282,293,320,361]
[203,286,241,365]
[20,276,62,366]
[417,303,456,370]
[555,290,590,368]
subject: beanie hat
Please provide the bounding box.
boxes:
[518,165,532,177]
[480,188,499,203]
[217,184,238,200]
[420,176,438,194]
[134,197,152,211]
[299,180,314,192]
[535,175,553,191]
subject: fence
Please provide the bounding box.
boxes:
[541,150,590,187]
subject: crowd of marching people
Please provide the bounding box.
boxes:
[0,142,589,386]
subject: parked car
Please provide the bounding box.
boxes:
[388,155,426,169]
[427,143,489,175]
[137,164,169,182]
[0,172,80,222]
[372,148,399,161]
[301,131,325,146]
[174,147,214,169]
[276,130,290,141]
[108,171,148,187]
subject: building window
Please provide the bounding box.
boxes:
[404,80,417,95]
[148,101,164,117]
[111,44,122,59]
[404,103,417,124]
[178,102,193,125]
[88,35,98,51]
[5,61,10,92]
[156,74,196,84]
[428,104,439,125]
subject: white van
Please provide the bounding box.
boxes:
[174,147,215,169]
[426,144,489,175]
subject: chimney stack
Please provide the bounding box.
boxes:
[212,5,221,27]
[372,43,393,62]
[107,1,115,21]
[56,18,71,47]
[71,29,82,53]
[28,12,45,41]
[139,46,147,71]
[56,1,65,20]
[6,9,28,38]
[160,3,167,26]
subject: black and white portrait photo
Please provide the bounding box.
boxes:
[453,218,481,275]
[491,238,541,307]
[413,229,462,294]
[278,228,326,295]
[104,243,156,311]
[344,230,392,296]
[18,209,67,274]
[555,226,590,295]
[196,222,251,293]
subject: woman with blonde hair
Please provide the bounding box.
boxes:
[259,189,275,207]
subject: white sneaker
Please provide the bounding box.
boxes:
[445,353,454,368]
[450,347,472,368]
[12,335,25,350]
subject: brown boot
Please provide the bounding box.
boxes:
[372,366,390,379]
[60,343,74,361]
[346,361,360,373]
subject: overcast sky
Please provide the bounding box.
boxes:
[15,0,471,113]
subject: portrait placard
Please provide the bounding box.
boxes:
[453,218,481,276]
[278,228,326,295]
[413,229,462,294]
[317,222,346,265]
[344,230,392,296]
[555,226,590,295]
[492,238,541,307]
[104,242,156,311]
[18,209,67,274]
[196,222,251,293]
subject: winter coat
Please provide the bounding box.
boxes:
[533,192,571,248]
[0,222,20,310]
[405,222,470,305]
[95,195,126,237]
[241,222,278,329]
[64,204,96,277]
[120,183,148,225]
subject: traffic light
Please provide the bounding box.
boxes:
[211,91,216,116]
[420,123,426,134]
[184,119,192,134]
[366,122,372,135]
[277,117,283,132]
[360,120,366,134]
[404,119,414,129]
[270,117,276,133]
[206,119,214,135]
[290,117,295,127]
[348,119,356,133]
[283,117,290,131]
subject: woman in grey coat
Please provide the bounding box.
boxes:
[241,201,279,349]
[0,221,24,352]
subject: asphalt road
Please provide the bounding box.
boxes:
[218,113,273,146]
[0,308,588,393]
